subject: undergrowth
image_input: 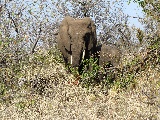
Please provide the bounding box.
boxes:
[0,39,159,105]
[0,42,160,119]
[0,47,64,104]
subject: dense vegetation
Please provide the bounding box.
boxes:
[0,0,159,119]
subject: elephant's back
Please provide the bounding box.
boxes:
[99,44,121,67]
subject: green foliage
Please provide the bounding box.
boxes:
[69,56,135,91]
[15,101,26,111]
[15,99,36,112]
[115,73,135,90]
[80,57,100,89]
[129,0,160,21]
[136,28,144,44]
[149,37,160,50]
[0,83,7,97]
[129,0,159,68]
[68,66,79,76]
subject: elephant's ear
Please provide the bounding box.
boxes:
[88,20,97,51]
[59,16,74,51]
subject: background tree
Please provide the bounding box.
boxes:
[130,0,160,47]
[128,0,160,71]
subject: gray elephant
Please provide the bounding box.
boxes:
[57,16,97,72]
[97,44,121,68]
[95,43,121,81]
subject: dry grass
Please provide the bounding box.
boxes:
[0,51,160,120]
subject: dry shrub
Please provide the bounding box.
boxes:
[0,46,159,120]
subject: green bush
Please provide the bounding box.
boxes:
[68,56,134,91]
[80,57,100,89]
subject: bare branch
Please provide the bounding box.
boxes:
[31,23,42,54]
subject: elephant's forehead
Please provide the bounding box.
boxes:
[69,20,89,27]
[69,23,90,33]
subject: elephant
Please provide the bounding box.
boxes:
[95,43,121,81]
[97,44,121,68]
[57,16,97,72]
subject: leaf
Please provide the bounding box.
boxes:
[28,10,32,14]
[0,41,2,46]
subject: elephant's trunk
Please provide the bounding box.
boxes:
[70,34,86,67]
[71,50,83,67]
[70,49,85,65]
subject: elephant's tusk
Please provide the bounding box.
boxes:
[71,55,72,65]
[82,50,85,60]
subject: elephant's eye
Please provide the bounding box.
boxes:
[87,24,91,29]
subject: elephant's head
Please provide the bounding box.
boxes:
[57,16,97,68]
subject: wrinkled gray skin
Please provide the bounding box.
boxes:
[57,16,97,71]
[96,44,121,68]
